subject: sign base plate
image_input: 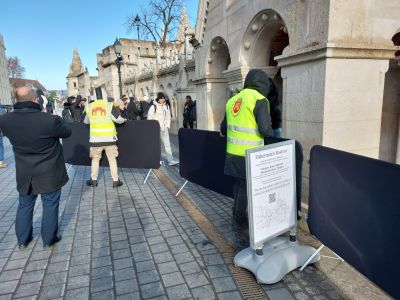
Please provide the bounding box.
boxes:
[234,236,320,284]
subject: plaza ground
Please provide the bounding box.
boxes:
[0,137,390,299]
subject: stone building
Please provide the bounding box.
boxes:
[188,0,400,203]
[67,7,195,132]
[0,34,12,105]
[66,48,99,99]
[67,1,400,196]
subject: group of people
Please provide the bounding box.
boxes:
[0,68,280,250]
[62,95,86,123]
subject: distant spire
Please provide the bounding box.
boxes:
[68,48,84,77]
[176,6,190,43]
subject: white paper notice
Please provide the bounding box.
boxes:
[248,143,296,247]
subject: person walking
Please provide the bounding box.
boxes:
[183,95,195,129]
[0,86,72,249]
[84,88,127,188]
[148,92,179,166]
[220,69,273,227]
[0,103,7,168]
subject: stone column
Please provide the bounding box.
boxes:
[277,46,394,203]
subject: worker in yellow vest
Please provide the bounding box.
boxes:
[220,69,273,227]
[84,88,127,188]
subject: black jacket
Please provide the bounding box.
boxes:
[220,69,273,179]
[183,101,196,122]
[268,79,282,129]
[126,101,140,120]
[71,102,84,122]
[0,102,71,195]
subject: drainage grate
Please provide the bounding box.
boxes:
[154,169,267,300]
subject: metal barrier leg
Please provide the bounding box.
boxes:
[144,169,153,184]
[321,250,344,262]
[175,180,188,196]
[300,244,324,271]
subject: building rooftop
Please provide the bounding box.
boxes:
[9,78,46,92]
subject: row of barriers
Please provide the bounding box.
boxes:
[63,123,399,299]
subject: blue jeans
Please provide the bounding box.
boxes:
[0,133,4,161]
[16,189,61,245]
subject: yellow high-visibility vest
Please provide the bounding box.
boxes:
[86,99,116,138]
[226,89,270,157]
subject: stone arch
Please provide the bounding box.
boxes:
[145,87,150,96]
[166,83,176,118]
[166,83,174,99]
[140,88,144,97]
[240,10,290,136]
[159,84,165,92]
[380,28,400,163]
[204,36,231,130]
[240,10,288,70]
[206,37,231,78]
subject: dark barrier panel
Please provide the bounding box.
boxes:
[308,145,400,299]
[63,121,161,169]
[178,129,235,198]
[178,129,303,210]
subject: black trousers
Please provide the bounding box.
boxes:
[183,121,194,129]
[232,178,247,223]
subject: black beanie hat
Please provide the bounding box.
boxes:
[156,92,165,102]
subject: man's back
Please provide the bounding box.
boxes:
[0,103,71,194]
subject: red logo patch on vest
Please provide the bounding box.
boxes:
[232,98,242,116]
[92,106,106,117]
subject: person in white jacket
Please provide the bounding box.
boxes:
[148,92,179,166]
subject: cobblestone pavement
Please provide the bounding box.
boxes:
[0,137,345,299]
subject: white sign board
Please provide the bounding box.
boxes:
[246,140,296,249]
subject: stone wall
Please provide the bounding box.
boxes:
[0,35,12,105]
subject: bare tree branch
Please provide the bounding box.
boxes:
[125,0,184,47]
[7,56,25,79]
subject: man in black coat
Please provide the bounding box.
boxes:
[0,86,71,249]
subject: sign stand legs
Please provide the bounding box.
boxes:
[144,169,154,184]
[176,180,188,196]
[234,235,321,284]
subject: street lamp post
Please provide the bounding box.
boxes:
[134,14,140,41]
[133,14,141,96]
[113,38,123,99]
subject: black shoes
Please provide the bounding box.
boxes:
[87,178,123,188]
[18,236,33,250]
[113,179,123,188]
[43,235,62,249]
[86,179,98,187]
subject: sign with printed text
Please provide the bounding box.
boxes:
[246,140,296,249]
